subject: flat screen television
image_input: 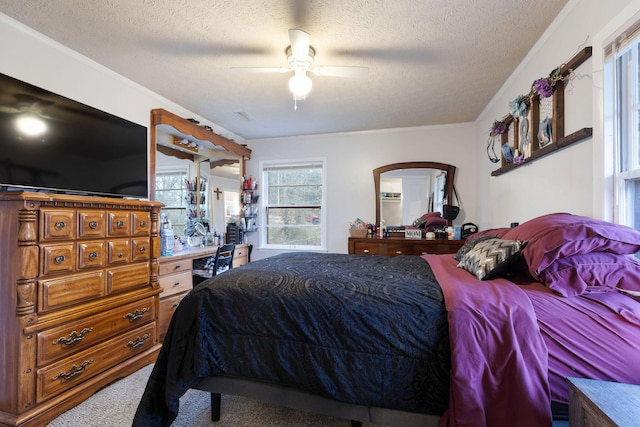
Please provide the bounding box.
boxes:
[0,71,148,198]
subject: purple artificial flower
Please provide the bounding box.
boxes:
[491,120,506,136]
[534,78,554,98]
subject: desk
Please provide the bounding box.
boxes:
[568,377,640,427]
[157,244,248,341]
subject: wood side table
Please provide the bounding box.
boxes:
[567,377,640,426]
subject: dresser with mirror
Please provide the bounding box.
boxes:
[348,161,465,256]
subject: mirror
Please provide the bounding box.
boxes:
[373,162,456,227]
[150,109,251,238]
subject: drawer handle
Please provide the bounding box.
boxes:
[140,220,147,227]
[125,333,151,349]
[173,264,181,270]
[54,221,66,230]
[88,251,98,260]
[52,360,93,381]
[118,252,124,258]
[54,255,66,264]
[363,249,370,254]
[89,220,98,229]
[139,246,147,253]
[117,220,125,228]
[395,251,403,255]
[123,307,149,321]
[53,328,93,346]
[173,281,181,287]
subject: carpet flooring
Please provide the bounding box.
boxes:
[46,364,381,427]
[46,364,570,426]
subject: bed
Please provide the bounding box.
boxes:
[133,213,640,427]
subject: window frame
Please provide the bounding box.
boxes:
[604,19,640,231]
[259,158,327,252]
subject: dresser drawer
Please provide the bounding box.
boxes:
[37,296,156,366]
[39,271,106,312]
[107,211,131,236]
[107,262,150,293]
[77,240,106,269]
[36,323,156,403]
[131,237,150,262]
[108,238,131,264]
[78,210,106,238]
[131,211,151,236]
[159,293,185,342]
[351,242,381,255]
[40,209,76,241]
[412,240,465,255]
[159,271,193,298]
[159,259,192,276]
[41,243,76,276]
[383,243,413,256]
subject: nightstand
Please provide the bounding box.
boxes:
[567,377,640,426]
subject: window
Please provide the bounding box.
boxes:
[605,20,640,231]
[261,160,326,250]
[155,169,188,235]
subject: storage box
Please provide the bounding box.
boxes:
[349,228,367,238]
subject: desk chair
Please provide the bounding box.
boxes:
[213,243,235,275]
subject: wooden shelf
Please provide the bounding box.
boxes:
[151,108,251,158]
[491,127,592,176]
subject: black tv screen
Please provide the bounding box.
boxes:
[0,71,148,198]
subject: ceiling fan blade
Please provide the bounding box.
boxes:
[230,67,291,73]
[288,29,310,61]
[311,66,369,78]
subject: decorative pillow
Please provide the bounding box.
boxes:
[538,252,640,297]
[454,234,498,261]
[457,238,527,280]
[501,213,640,280]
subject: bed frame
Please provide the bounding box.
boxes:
[196,376,440,427]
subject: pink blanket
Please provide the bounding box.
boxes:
[423,254,552,427]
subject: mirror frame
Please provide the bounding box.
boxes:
[373,161,456,227]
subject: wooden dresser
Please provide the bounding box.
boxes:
[348,236,465,256]
[0,192,163,427]
[157,243,249,341]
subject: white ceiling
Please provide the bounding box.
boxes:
[0,0,569,141]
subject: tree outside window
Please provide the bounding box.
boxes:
[155,170,188,235]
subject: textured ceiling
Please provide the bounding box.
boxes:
[0,0,569,140]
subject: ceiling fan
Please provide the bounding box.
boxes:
[231,29,369,107]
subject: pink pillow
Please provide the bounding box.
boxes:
[538,253,640,297]
[468,227,510,240]
[421,211,442,220]
[501,213,640,280]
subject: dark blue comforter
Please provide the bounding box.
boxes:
[133,252,450,426]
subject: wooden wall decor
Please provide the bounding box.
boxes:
[491,47,593,176]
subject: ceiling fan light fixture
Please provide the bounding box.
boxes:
[288,73,312,99]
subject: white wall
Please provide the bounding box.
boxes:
[0,13,243,200]
[245,124,476,260]
[474,0,634,229]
